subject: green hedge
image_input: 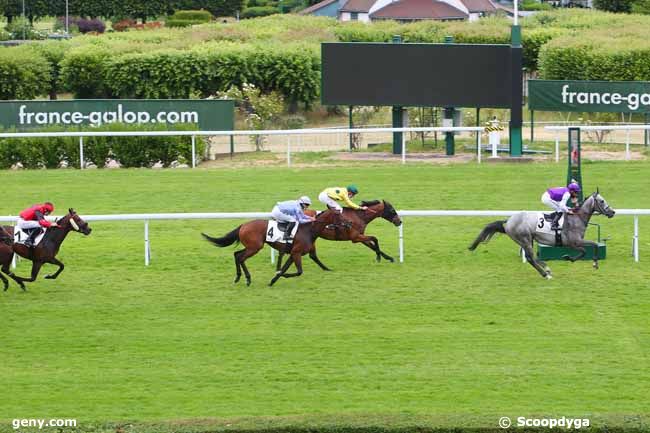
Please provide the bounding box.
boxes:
[241,6,279,18]
[0,46,51,100]
[60,44,114,98]
[538,32,650,80]
[0,124,203,169]
[166,18,205,27]
[171,9,214,21]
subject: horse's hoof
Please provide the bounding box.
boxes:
[545,274,553,280]
[45,275,54,279]
[234,275,241,283]
[246,280,251,286]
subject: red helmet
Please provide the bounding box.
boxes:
[43,202,54,212]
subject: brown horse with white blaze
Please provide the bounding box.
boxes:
[0,209,92,291]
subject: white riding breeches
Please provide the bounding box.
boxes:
[541,192,568,213]
[16,218,41,230]
[271,206,298,223]
[318,191,342,213]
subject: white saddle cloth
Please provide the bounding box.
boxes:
[265,220,299,243]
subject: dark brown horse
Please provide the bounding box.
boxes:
[276,200,402,271]
[0,209,92,291]
[202,210,338,286]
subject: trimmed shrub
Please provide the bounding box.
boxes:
[105,49,202,98]
[28,41,72,98]
[241,6,279,18]
[0,46,51,100]
[171,10,213,21]
[60,44,113,98]
[0,124,201,169]
[166,19,202,28]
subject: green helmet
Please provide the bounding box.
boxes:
[347,184,359,194]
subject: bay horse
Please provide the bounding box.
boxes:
[469,191,615,279]
[0,209,92,291]
[276,200,402,272]
[202,209,338,287]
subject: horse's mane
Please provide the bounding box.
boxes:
[361,200,381,207]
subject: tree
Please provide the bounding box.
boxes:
[593,0,632,12]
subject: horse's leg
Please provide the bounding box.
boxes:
[562,245,586,263]
[237,247,262,286]
[309,246,331,271]
[13,261,45,285]
[0,270,8,291]
[366,235,394,262]
[565,239,599,268]
[44,257,64,279]
[276,252,285,273]
[269,256,294,286]
[517,239,551,279]
[1,261,25,291]
[233,249,245,283]
[281,254,304,279]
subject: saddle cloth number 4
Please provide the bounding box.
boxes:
[266,220,298,243]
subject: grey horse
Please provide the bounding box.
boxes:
[469,191,616,279]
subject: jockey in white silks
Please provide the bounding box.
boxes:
[270,196,315,240]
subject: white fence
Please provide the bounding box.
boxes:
[0,126,486,168]
[546,124,650,162]
[1,209,647,266]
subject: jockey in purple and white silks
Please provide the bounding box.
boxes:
[541,182,581,230]
[271,196,315,240]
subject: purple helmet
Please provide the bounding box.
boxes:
[568,182,581,192]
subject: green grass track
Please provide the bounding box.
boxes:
[0,162,649,431]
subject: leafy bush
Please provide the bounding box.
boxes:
[60,44,113,98]
[0,29,11,41]
[0,124,201,169]
[0,46,51,100]
[521,0,553,10]
[76,18,107,34]
[171,10,213,21]
[4,17,47,40]
[166,19,202,27]
[241,6,279,18]
[105,49,202,98]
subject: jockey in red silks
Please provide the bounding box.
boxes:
[17,202,59,247]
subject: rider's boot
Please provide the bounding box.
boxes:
[283,222,295,241]
[551,212,562,231]
[24,229,39,248]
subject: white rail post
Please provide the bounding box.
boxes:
[401,132,406,164]
[144,220,150,266]
[626,128,631,160]
[271,248,275,264]
[11,253,17,269]
[477,131,482,164]
[287,135,291,167]
[191,135,196,168]
[79,136,84,169]
[399,223,404,263]
[555,132,560,163]
[634,215,639,262]
[521,247,526,263]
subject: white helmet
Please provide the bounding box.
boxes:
[298,196,312,206]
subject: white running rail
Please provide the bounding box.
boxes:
[0,126,485,168]
[1,209,646,265]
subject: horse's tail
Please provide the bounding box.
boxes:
[468,220,506,251]
[202,226,241,248]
